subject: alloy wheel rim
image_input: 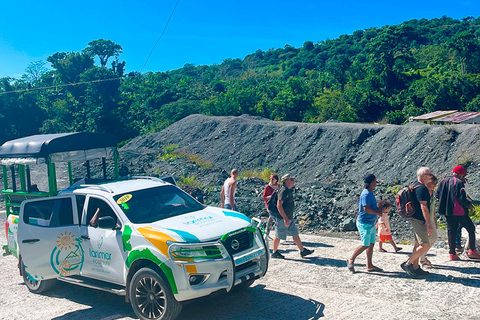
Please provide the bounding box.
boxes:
[135,276,166,318]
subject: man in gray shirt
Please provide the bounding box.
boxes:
[271,173,314,259]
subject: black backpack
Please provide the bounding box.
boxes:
[395,185,421,218]
[267,187,282,216]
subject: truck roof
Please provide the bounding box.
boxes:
[63,178,170,196]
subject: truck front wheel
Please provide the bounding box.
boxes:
[129,267,182,320]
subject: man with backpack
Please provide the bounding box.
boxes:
[401,167,434,277]
[435,165,480,261]
[271,174,314,259]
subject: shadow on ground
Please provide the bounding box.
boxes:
[46,281,324,320]
[181,284,324,320]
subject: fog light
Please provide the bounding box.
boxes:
[189,274,205,285]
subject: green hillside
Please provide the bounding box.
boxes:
[1,16,480,143]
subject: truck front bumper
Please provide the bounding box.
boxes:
[169,227,269,302]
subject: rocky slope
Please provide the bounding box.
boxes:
[119,114,480,241]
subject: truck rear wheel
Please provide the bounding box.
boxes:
[129,267,182,320]
[21,260,56,294]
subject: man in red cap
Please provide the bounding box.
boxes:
[436,165,480,260]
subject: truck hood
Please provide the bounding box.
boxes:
[133,206,251,243]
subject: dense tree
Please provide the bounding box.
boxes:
[1,17,480,145]
[83,39,123,67]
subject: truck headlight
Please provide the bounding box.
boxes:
[168,243,223,261]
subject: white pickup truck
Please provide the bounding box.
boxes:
[7,178,269,320]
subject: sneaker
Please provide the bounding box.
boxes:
[413,266,430,276]
[450,254,461,261]
[271,251,285,259]
[467,250,480,260]
[401,262,418,277]
[300,248,314,258]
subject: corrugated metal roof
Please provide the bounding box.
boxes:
[433,112,480,123]
[411,110,457,120]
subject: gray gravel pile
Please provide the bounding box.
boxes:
[116,114,480,241]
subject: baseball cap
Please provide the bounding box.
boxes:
[281,173,295,182]
[453,165,467,175]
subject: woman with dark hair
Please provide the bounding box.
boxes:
[262,173,280,237]
[347,173,386,273]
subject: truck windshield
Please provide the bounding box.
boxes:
[113,185,205,223]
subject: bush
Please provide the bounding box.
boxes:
[178,175,202,187]
[158,145,212,168]
[176,151,212,169]
[158,144,180,161]
[239,167,276,182]
[470,205,480,224]
[386,185,401,196]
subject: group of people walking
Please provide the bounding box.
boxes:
[219,165,480,277]
[220,169,314,259]
[349,165,480,277]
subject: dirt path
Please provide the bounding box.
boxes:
[1,213,480,320]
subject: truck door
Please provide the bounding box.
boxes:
[81,196,126,285]
[18,195,82,281]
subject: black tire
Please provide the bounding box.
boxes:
[21,260,56,294]
[129,267,183,320]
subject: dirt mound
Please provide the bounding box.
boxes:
[119,114,480,241]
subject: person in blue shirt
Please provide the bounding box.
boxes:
[347,173,386,273]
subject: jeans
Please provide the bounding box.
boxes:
[455,224,463,248]
[447,215,476,254]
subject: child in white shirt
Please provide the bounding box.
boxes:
[377,201,402,253]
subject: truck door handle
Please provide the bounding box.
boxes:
[81,235,90,240]
[22,239,40,243]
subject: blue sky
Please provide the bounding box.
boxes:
[1,0,479,78]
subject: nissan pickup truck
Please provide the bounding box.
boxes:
[8,177,269,320]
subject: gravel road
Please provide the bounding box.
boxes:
[2,211,480,320]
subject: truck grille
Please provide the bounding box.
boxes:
[222,229,254,255]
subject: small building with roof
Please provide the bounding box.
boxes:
[432,112,480,125]
[410,110,458,124]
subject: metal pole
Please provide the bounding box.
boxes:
[86,160,91,179]
[102,157,107,179]
[10,165,16,193]
[26,165,32,191]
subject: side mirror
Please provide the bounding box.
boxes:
[98,216,117,229]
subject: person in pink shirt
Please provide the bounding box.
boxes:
[377,201,402,253]
[262,173,280,236]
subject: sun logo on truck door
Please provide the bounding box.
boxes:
[56,231,75,251]
[50,231,84,276]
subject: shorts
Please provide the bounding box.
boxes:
[224,204,232,210]
[379,234,393,242]
[356,220,376,246]
[409,218,430,245]
[274,217,299,240]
